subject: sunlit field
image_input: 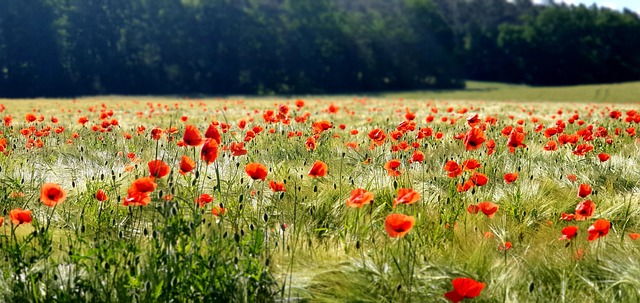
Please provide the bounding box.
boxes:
[0,96,639,302]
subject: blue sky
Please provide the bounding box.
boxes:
[533,0,640,12]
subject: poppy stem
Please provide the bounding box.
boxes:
[407,235,415,301]
[286,179,299,302]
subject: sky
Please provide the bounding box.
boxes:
[533,0,640,12]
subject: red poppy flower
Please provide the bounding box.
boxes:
[457,180,474,192]
[478,201,498,218]
[40,183,67,207]
[200,138,219,164]
[308,160,328,178]
[504,172,518,184]
[560,212,575,221]
[587,218,610,241]
[246,163,268,181]
[567,174,577,182]
[575,200,595,221]
[470,172,488,186]
[467,204,480,214]
[499,241,512,251]
[444,161,463,178]
[312,120,333,135]
[384,159,402,177]
[10,208,32,225]
[346,188,374,208]
[148,160,171,178]
[462,159,481,170]
[597,153,610,162]
[466,114,481,127]
[204,123,222,144]
[230,142,247,156]
[559,226,578,241]
[463,127,486,151]
[444,277,485,303]
[384,213,415,238]
[578,183,592,198]
[195,193,214,208]
[506,130,526,152]
[179,155,196,175]
[368,128,387,146]
[409,151,425,164]
[151,127,163,140]
[485,139,496,155]
[573,144,594,156]
[183,124,203,146]
[629,233,640,240]
[95,189,108,202]
[128,176,157,196]
[393,188,420,207]
[211,205,226,216]
[269,180,286,192]
[305,136,316,151]
[123,192,151,207]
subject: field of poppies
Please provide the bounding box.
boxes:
[0,96,639,302]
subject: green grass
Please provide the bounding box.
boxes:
[382,81,640,103]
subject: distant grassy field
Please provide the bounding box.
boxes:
[383,81,640,103]
[0,87,639,302]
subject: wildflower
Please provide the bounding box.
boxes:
[230,142,247,156]
[444,277,485,303]
[578,183,592,198]
[95,189,108,202]
[478,202,498,218]
[269,180,286,192]
[10,208,32,225]
[245,163,268,181]
[504,172,518,184]
[308,160,328,178]
[470,172,488,186]
[384,159,402,177]
[195,194,214,208]
[393,188,420,207]
[368,128,386,146]
[499,241,512,251]
[463,127,486,151]
[179,156,196,175]
[212,205,226,216]
[40,183,67,207]
[201,138,219,164]
[183,124,203,146]
[444,160,463,178]
[148,160,171,178]
[587,218,610,241]
[597,153,610,162]
[346,188,373,208]
[559,226,578,241]
[575,200,595,221]
[384,213,415,238]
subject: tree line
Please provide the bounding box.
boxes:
[0,0,639,97]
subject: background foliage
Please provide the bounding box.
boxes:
[0,0,639,97]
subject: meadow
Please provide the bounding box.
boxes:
[0,84,639,302]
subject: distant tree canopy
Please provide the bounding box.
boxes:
[0,0,639,97]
